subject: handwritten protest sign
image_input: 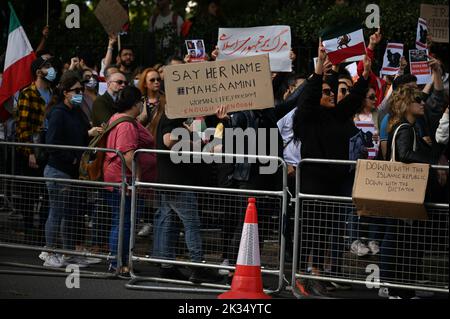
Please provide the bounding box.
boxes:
[94,0,129,35]
[409,49,432,85]
[381,43,403,76]
[420,4,449,43]
[352,160,430,220]
[217,26,291,72]
[164,55,274,119]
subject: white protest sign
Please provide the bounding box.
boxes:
[217,26,292,72]
[381,43,404,76]
[409,49,432,85]
[416,18,428,50]
[345,62,358,78]
[98,82,108,96]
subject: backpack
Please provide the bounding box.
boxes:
[79,116,135,181]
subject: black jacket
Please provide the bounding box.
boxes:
[91,92,117,127]
[386,119,436,164]
[294,73,368,195]
[46,102,90,177]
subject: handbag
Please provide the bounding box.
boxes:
[390,123,416,162]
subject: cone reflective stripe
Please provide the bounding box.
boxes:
[218,198,271,299]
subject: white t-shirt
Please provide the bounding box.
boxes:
[277,108,301,166]
[149,12,183,36]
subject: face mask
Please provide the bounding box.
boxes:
[134,79,139,87]
[85,77,98,89]
[70,94,83,107]
[44,67,57,82]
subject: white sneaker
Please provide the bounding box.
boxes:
[61,255,89,268]
[43,254,65,268]
[218,259,230,276]
[378,287,389,298]
[137,223,152,237]
[39,251,49,261]
[350,240,370,257]
[80,249,102,264]
[367,241,380,255]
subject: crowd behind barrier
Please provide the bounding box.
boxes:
[0,0,449,299]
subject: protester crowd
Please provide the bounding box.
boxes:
[0,0,448,299]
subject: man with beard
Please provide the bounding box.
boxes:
[15,56,58,245]
[118,46,136,83]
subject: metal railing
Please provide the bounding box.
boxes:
[291,158,449,298]
[0,141,128,278]
[126,149,288,295]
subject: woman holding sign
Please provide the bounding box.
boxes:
[380,86,440,299]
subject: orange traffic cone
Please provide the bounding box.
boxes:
[218,198,271,299]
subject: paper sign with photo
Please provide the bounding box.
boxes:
[185,39,206,62]
[409,49,432,85]
[217,26,292,72]
[381,43,404,76]
[415,18,428,50]
[355,121,378,159]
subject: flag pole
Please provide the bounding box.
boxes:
[46,0,49,26]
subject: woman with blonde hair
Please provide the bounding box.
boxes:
[386,85,436,163]
[137,67,166,139]
[380,85,439,299]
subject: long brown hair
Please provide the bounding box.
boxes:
[387,86,422,133]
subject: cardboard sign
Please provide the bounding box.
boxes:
[420,4,449,43]
[94,0,129,35]
[186,39,206,62]
[409,49,432,85]
[381,43,403,76]
[352,160,430,220]
[164,55,274,119]
[415,18,428,49]
[217,26,292,72]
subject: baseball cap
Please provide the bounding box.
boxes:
[31,56,53,75]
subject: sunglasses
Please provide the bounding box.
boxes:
[340,87,348,95]
[111,80,128,85]
[68,87,84,94]
[367,94,377,101]
[322,88,333,96]
[414,95,424,104]
[149,78,161,83]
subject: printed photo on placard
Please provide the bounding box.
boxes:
[409,49,432,85]
[185,39,206,62]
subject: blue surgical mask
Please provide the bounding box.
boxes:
[85,77,98,89]
[70,94,83,107]
[44,67,57,82]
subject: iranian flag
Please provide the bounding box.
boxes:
[0,3,35,111]
[322,27,366,65]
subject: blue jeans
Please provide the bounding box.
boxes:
[44,165,74,250]
[105,190,131,268]
[346,209,385,245]
[153,192,203,262]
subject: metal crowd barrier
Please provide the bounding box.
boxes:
[291,158,449,298]
[0,141,127,278]
[126,149,288,295]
